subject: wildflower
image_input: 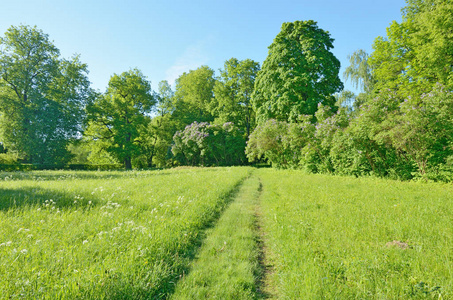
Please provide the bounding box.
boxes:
[20,249,28,255]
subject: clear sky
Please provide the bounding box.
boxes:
[0,0,406,93]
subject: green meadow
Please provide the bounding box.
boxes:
[1,167,452,299]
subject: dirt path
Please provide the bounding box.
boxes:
[254,179,276,299]
[168,173,277,299]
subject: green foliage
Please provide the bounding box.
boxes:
[386,84,453,175]
[85,69,155,169]
[213,58,260,138]
[0,25,91,167]
[246,1,453,181]
[252,20,343,123]
[172,122,246,166]
[135,81,177,168]
[343,49,374,93]
[370,0,453,98]
[245,117,314,169]
[173,66,216,124]
[156,80,175,117]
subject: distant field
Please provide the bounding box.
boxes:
[1,167,452,299]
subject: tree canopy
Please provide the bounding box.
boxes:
[173,65,216,125]
[85,69,155,169]
[0,25,91,166]
[2,3,453,179]
[213,58,260,138]
[252,20,343,123]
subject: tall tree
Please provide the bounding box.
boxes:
[369,0,453,98]
[156,80,175,117]
[173,65,216,124]
[343,49,374,93]
[213,58,260,138]
[252,20,343,123]
[85,69,155,170]
[0,25,91,166]
[139,80,176,167]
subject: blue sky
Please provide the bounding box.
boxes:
[0,0,405,93]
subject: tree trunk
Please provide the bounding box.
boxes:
[125,157,132,170]
[125,132,132,170]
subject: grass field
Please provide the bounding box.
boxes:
[257,169,453,299]
[1,167,452,299]
[0,167,252,299]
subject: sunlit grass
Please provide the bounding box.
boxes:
[2,167,452,299]
[0,167,252,299]
[256,169,453,299]
[170,175,263,299]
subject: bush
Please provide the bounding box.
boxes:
[172,122,246,166]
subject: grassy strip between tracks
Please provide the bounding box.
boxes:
[170,174,265,299]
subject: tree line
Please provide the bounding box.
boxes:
[1,0,452,181]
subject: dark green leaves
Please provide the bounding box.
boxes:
[252,20,343,124]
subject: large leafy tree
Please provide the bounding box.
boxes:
[0,25,91,166]
[252,20,343,123]
[173,65,216,125]
[85,69,155,169]
[369,0,453,98]
[213,58,260,138]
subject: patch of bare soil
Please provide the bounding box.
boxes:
[386,240,411,249]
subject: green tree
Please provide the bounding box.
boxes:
[173,66,216,124]
[343,49,374,93]
[85,69,155,170]
[156,80,175,117]
[213,58,260,138]
[252,20,343,123]
[385,84,453,175]
[138,80,176,167]
[0,25,91,166]
[369,0,453,98]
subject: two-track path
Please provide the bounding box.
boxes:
[169,172,275,299]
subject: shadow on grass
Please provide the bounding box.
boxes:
[0,186,100,211]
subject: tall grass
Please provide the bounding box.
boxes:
[257,169,453,299]
[0,167,252,299]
